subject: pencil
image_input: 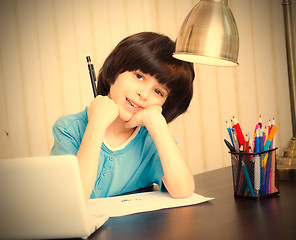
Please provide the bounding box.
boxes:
[242,161,255,197]
[232,117,245,147]
[226,121,234,146]
[231,127,240,152]
[265,149,272,194]
[254,154,261,197]
[270,118,276,193]
[253,124,258,153]
[236,146,244,195]
[258,114,262,129]
[86,56,98,98]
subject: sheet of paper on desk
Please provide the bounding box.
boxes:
[86,191,214,217]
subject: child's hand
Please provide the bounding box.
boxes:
[125,105,163,129]
[87,95,119,129]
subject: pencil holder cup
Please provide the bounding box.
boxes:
[230,148,280,199]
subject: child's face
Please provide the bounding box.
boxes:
[108,70,169,122]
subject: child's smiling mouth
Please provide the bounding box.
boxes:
[126,98,143,110]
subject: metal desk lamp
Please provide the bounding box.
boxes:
[173,0,296,180]
[173,0,239,66]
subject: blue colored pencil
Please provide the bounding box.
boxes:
[226,121,234,146]
[242,162,255,197]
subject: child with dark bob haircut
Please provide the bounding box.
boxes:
[51,32,195,201]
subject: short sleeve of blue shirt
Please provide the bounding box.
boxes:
[50,108,166,198]
[50,109,88,156]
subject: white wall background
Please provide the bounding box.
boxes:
[0,0,295,174]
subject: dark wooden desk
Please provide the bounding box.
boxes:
[89,167,296,240]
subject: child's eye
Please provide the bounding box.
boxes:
[135,73,144,81]
[154,89,163,97]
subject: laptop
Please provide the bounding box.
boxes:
[0,155,108,239]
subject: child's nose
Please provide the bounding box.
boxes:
[137,87,150,100]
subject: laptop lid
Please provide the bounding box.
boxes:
[0,155,94,239]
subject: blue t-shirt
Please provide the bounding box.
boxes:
[50,108,165,199]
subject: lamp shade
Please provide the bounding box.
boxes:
[173,0,239,66]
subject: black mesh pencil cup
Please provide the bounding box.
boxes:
[230,148,280,199]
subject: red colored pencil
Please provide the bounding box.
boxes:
[232,117,245,147]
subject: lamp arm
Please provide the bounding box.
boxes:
[282,0,296,137]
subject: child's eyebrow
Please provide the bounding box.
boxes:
[163,86,170,94]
